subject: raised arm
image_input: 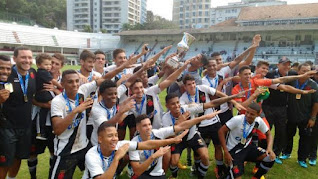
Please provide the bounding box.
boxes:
[174,111,221,133]
[238,34,261,69]
[265,130,275,160]
[104,96,135,125]
[277,84,316,94]
[215,90,246,111]
[272,70,316,84]
[137,130,188,150]
[158,61,189,91]
[203,90,247,109]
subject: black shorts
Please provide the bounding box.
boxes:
[218,109,233,125]
[171,133,206,155]
[0,127,32,166]
[118,114,136,130]
[31,120,54,155]
[198,122,221,145]
[86,124,93,143]
[50,145,90,179]
[229,144,266,178]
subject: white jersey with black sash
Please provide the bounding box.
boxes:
[82,141,138,179]
[129,126,175,177]
[162,104,203,141]
[180,85,220,127]
[225,115,269,152]
[51,81,98,156]
[128,85,162,129]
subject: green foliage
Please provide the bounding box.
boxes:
[83,25,93,33]
[0,0,66,29]
[121,11,178,31]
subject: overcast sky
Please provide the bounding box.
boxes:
[147,0,318,20]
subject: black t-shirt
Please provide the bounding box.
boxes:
[287,79,318,122]
[36,68,53,92]
[2,67,36,129]
[262,69,297,107]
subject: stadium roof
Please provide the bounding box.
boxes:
[237,3,318,22]
[118,24,318,36]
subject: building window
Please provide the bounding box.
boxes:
[193,12,195,16]
[186,13,189,17]
[180,7,184,11]
[198,18,202,23]
[180,14,184,18]
[205,4,209,9]
[199,5,202,9]
[193,5,196,9]
[199,11,202,16]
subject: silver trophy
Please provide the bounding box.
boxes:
[167,32,196,68]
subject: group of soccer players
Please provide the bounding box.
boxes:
[0,34,317,179]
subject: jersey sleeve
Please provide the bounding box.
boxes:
[231,85,243,103]
[146,84,161,95]
[91,104,107,129]
[85,150,104,178]
[129,150,140,162]
[117,84,128,98]
[256,117,269,134]
[51,96,65,118]
[118,140,138,151]
[78,80,98,97]
[182,103,204,115]
[148,75,159,86]
[225,116,241,131]
[153,126,175,139]
[254,78,273,87]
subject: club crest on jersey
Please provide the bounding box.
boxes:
[0,155,6,163]
[198,139,204,145]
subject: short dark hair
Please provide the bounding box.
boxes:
[99,80,117,94]
[61,69,78,82]
[97,121,116,135]
[113,48,125,59]
[211,52,221,58]
[14,46,31,57]
[239,65,251,74]
[291,62,299,68]
[248,102,261,113]
[80,49,95,61]
[130,78,143,88]
[36,53,52,65]
[182,74,195,85]
[0,55,11,62]
[52,53,65,66]
[135,114,149,124]
[298,63,311,71]
[256,60,269,68]
[200,54,209,66]
[94,50,105,56]
[165,93,179,103]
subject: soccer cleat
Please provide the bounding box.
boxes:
[252,166,258,174]
[298,161,308,168]
[279,154,291,160]
[252,175,266,179]
[275,157,283,164]
[309,159,316,166]
[178,162,187,170]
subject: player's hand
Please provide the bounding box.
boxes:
[119,95,136,113]
[224,151,233,166]
[115,143,130,160]
[234,89,251,98]
[153,146,171,159]
[203,110,222,119]
[43,82,54,91]
[0,89,10,103]
[307,119,315,128]
[74,98,93,113]
[178,111,190,123]
[233,102,246,111]
[141,44,149,55]
[302,89,316,94]
[252,34,261,47]
[266,149,276,160]
[302,70,316,78]
[162,45,172,54]
[173,129,189,144]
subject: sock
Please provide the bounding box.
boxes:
[7,177,16,179]
[216,160,225,176]
[198,162,209,178]
[28,158,38,179]
[49,155,55,171]
[195,159,201,172]
[187,147,192,166]
[170,165,179,178]
[254,156,274,178]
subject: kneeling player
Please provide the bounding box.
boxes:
[218,102,276,179]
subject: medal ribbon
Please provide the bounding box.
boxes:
[100,101,117,119]
[206,75,218,89]
[13,66,29,100]
[98,144,115,171]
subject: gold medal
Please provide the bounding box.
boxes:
[24,95,28,102]
[280,90,284,92]
[241,137,246,145]
[296,94,301,100]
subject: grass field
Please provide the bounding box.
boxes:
[15,67,318,178]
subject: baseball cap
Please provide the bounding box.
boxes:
[278,57,291,64]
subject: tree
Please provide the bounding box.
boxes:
[83,25,92,33]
